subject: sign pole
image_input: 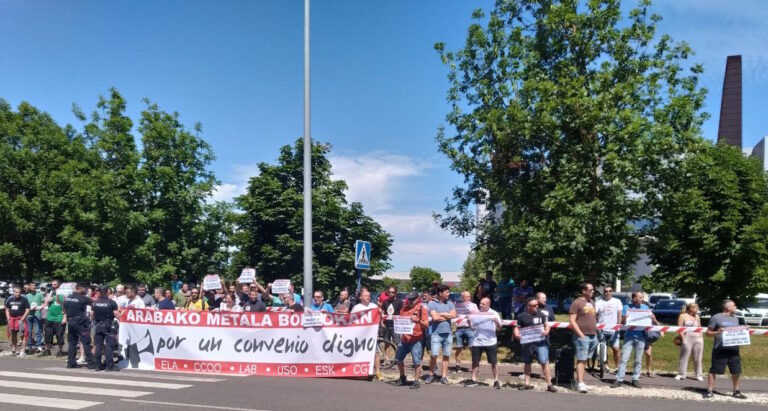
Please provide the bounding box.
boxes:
[302,0,313,309]
[356,269,361,295]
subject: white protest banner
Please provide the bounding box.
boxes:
[58,283,76,297]
[272,279,291,294]
[455,302,472,316]
[520,324,545,344]
[722,326,751,347]
[237,268,256,284]
[393,316,415,335]
[625,309,653,327]
[202,275,222,291]
[301,311,325,328]
[117,308,379,377]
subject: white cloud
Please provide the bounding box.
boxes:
[210,183,241,202]
[329,152,432,212]
[209,164,262,203]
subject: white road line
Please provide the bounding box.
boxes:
[0,380,151,398]
[0,371,191,389]
[0,392,101,409]
[121,399,270,411]
[40,367,227,382]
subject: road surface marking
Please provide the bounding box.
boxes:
[122,399,271,411]
[0,380,151,397]
[39,366,229,381]
[0,371,191,389]
[0,392,101,409]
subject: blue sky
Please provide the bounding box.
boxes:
[1,0,767,273]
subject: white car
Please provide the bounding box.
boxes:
[741,294,768,327]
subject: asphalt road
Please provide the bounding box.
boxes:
[0,357,766,411]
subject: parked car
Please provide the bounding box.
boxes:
[648,292,676,308]
[741,293,768,327]
[652,299,686,324]
[449,292,463,303]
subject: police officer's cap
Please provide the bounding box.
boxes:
[99,285,109,294]
[76,282,89,289]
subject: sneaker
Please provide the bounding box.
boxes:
[37,346,44,352]
[703,391,714,399]
[696,376,704,382]
[733,391,747,400]
[494,380,501,390]
[396,375,408,386]
[518,384,534,390]
[674,375,685,381]
[409,380,420,390]
[424,375,434,384]
[440,376,449,385]
[465,379,478,387]
[631,380,641,388]
[18,352,27,358]
[547,384,558,393]
[577,383,589,393]
[610,381,623,388]
[106,366,120,372]
[77,357,86,365]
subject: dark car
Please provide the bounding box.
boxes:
[652,299,686,325]
[449,292,463,303]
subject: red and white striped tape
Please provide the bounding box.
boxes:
[381,315,768,335]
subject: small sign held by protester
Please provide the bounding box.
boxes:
[625,309,653,327]
[393,315,415,335]
[520,324,545,344]
[58,282,76,296]
[237,268,256,284]
[302,311,324,328]
[272,279,291,294]
[202,274,222,291]
[723,326,751,347]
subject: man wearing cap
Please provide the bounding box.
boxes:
[91,286,119,371]
[62,283,96,369]
[395,292,429,389]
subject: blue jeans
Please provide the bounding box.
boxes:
[430,333,453,357]
[522,341,550,364]
[26,316,43,348]
[454,327,474,348]
[616,334,646,382]
[396,340,423,366]
[573,334,597,361]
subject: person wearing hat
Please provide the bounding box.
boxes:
[395,292,429,389]
[91,285,120,371]
[62,283,96,369]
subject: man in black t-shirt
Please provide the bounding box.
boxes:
[381,288,403,345]
[91,286,119,371]
[243,290,267,312]
[514,297,555,392]
[281,293,304,312]
[4,286,30,355]
[63,283,96,369]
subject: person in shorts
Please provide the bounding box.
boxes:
[4,286,30,355]
[595,285,623,371]
[465,297,503,389]
[426,285,456,385]
[395,292,429,390]
[515,297,556,392]
[569,282,597,393]
[453,291,477,372]
[704,300,746,400]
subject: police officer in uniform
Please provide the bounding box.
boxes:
[63,283,96,369]
[91,285,119,371]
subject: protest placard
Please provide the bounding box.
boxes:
[393,316,415,335]
[237,268,256,284]
[58,282,76,297]
[520,324,545,344]
[272,279,291,294]
[301,311,325,328]
[455,302,473,316]
[202,274,222,291]
[723,326,751,347]
[625,309,653,327]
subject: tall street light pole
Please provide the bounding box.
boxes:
[303,0,313,308]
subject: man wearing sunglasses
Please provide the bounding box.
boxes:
[596,285,623,371]
[309,291,334,312]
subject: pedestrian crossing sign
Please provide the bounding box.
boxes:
[355,240,371,270]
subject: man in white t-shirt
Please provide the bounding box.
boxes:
[595,285,623,370]
[465,297,502,389]
[114,284,128,307]
[350,289,381,380]
[125,285,146,309]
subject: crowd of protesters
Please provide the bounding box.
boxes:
[1,273,752,399]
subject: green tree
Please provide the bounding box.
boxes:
[134,100,220,286]
[434,0,707,294]
[377,276,411,292]
[459,247,496,292]
[234,139,393,294]
[644,143,768,312]
[409,266,442,291]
